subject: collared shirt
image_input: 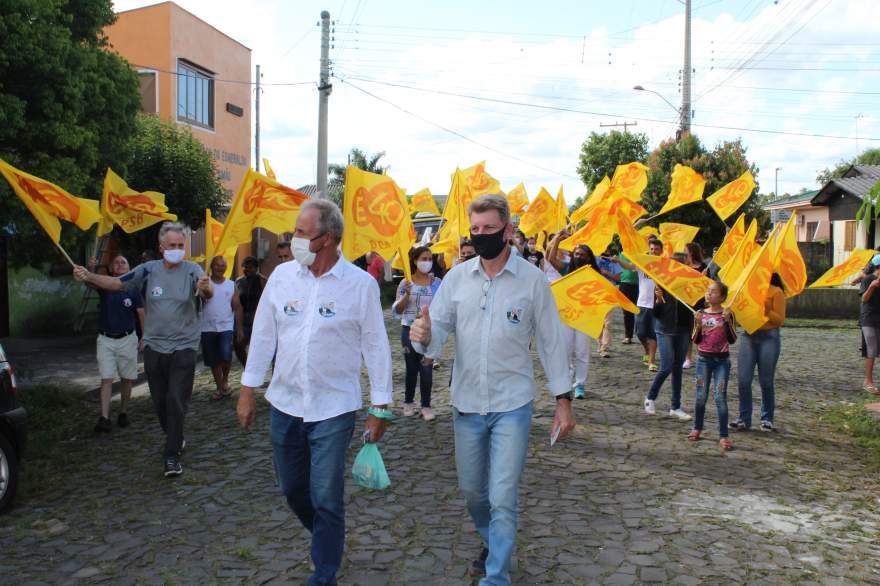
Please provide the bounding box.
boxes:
[412,252,569,415]
[241,257,393,422]
[98,289,142,334]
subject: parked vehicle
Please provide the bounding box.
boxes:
[0,342,25,513]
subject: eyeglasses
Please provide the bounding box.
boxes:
[480,279,491,311]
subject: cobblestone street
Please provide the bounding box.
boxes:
[2,312,879,585]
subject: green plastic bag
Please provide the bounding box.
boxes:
[352,442,391,490]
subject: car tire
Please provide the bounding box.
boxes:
[0,432,18,513]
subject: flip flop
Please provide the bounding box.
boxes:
[863,384,879,395]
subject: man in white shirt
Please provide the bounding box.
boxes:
[409,194,575,585]
[201,256,235,399]
[236,199,392,586]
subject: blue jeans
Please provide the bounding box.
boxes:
[453,401,533,586]
[270,407,356,586]
[647,332,690,409]
[694,355,731,437]
[737,328,781,425]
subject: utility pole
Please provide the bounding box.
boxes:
[681,0,692,134]
[600,121,638,133]
[255,64,261,172]
[775,167,781,200]
[316,11,332,198]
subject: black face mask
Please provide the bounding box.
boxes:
[471,226,508,260]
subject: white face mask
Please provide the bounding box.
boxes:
[292,237,316,267]
[416,260,433,274]
[163,249,185,264]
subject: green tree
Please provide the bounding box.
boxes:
[576,130,649,192]
[327,148,387,207]
[816,148,880,185]
[642,134,770,251]
[0,0,142,267]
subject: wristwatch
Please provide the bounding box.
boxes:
[556,392,573,402]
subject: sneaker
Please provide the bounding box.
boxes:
[403,403,417,417]
[729,419,751,431]
[116,413,129,428]
[644,399,656,415]
[760,420,774,432]
[94,416,112,433]
[669,408,692,421]
[622,338,633,345]
[574,385,586,400]
[682,359,693,369]
[599,350,610,358]
[469,547,489,578]
[163,457,183,477]
[421,407,436,421]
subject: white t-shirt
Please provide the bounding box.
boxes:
[637,271,655,309]
[201,278,235,332]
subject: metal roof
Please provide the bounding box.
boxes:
[763,189,820,210]
[811,165,880,206]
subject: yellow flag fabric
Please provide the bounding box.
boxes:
[627,252,713,307]
[659,222,700,255]
[561,197,646,254]
[341,166,414,273]
[713,213,747,269]
[204,208,236,277]
[443,161,501,237]
[617,212,649,256]
[551,265,639,339]
[263,159,276,180]
[809,248,876,288]
[725,233,777,333]
[771,214,807,298]
[570,177,611,225]
[519,187,557,236]
[506,183,528,214]
[707,170,756,221]
[718,218,759,286]
[97,168,177,236]
[409,188,440,216]
[555,186,568,232]
[610,162,649,201]
[215,168,309,257]
[658,164,706,215]
[638,225,660,240]
[0,159,100,243]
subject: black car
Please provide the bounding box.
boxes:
[0,342,25,513]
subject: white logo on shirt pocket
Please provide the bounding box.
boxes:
[318,301,336,318]
[284,300,302,316]
[151,286,163,298]
[506,307,524,324]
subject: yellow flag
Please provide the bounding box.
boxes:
[98,168,177,236]
[409,188,440,216]
[809,248,876,288]
[506,183,528,214]
[610,162,649,201]
[726,232,778,333]
[263,159,276,180]
[638,225,660,240]
[713,213,748,269]
[536,231,547,253]
[555,185,568,232]
[617,211,649,256]
[627,252,714,307]
[551,265,639,339]
[0,159,100,243]
[570,177,611,225]
[519,187,557,236]
[444,161,501,237]
[772,214,807,298]
[341,166,413,266]
[204,208,236,277]
[718,218,759,286]
[658,164,706,215]
[659,222,700,255]
[561,197,646,254]
[707,170,756,221]
[215,168,309,257]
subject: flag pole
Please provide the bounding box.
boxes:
[54,240,76,268]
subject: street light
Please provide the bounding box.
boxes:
[633,85,681,116]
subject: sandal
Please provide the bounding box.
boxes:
[211,387,232,400]
[648,363,658,372]
[687,430,701,442]
[719,438,733,451]
[864,384,880,395]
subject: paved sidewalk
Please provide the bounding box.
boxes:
[1,312,879,584]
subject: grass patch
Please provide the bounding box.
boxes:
[821,400,880,470]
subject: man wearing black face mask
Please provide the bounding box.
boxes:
[410,194,574,584]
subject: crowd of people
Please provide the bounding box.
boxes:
[71,194,795,586]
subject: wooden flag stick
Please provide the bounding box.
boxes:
[54,240,76,268]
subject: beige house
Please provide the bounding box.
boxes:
[763,189,828,242]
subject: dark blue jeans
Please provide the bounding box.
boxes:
[401,325,433,407]
[694,355,731,437]
[270,407,356,586]
[647,332,690,410]
[737,328,781,425]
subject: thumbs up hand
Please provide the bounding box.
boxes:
[409,306,432,346]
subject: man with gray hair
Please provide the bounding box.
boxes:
[74,222,213,477]
[409,193,575,585]
[237,199,393,586]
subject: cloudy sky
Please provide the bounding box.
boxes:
[113,0,879,202]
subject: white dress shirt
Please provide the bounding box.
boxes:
[241,257,393,421]
[413,252,570,415]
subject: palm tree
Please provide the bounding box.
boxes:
[328,148,387,207]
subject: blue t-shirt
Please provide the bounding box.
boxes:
[596,257,622,283]
[98,289,143,334]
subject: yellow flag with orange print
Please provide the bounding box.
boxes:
[617,211,650,256]
[0,159,100,243]
[341,166,414,273]
[97,168,177,236]
[809,248,876,288]
[771,214,807,298]
[519,187,557,236]
[627,252,713,307]
[570,176,611,225]
[719,218,759,286]
[658,164,706,215]
[409,188,440,216]
[561,197,646,254]
[610,162,649,201]
[638,225,660,240]
[445,161,501,236]
[506,183,528,214]
[707,170,756,221]
[659,222,700,255]
[554,185,568,232]
[215,168,310,256]
[725,231,778,333]
[204,208,236,277]
[551,265,639,339]
[713,213,748,269]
